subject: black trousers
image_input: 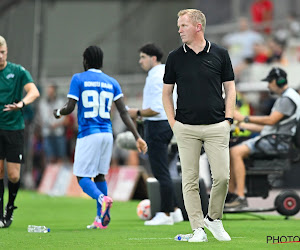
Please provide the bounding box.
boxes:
[144,120,178,213]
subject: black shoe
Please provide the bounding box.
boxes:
[225,197,248,209]
[225,192,238,204]
[4,205,17,228]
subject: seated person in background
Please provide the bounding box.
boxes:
[226,67,300,209]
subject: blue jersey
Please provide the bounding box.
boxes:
[67,69,123,138]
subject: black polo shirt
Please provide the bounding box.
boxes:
[163,40,234,125]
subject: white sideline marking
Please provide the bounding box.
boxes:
[128,238,173,240]
[128,236,246,240]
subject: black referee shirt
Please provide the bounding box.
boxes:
[163,40,234,125]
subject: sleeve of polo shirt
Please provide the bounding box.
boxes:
[221,50,235,83]
[163,53,176,84]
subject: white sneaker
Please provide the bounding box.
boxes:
[144,212,174,226]
[188,228,208,242]
[204,217,231,241]
[171,208,184,223]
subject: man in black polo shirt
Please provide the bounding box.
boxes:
[162,9,236,242]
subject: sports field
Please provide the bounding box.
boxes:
[0,190,299,249]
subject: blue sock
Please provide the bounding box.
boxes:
[79,177,103,200]
[95,181,108,216]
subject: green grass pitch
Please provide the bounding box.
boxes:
[0,190,299,249]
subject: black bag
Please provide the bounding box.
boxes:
[255,134,292,156]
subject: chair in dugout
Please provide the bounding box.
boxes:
[225,119,300,217]
[146,177,208,221]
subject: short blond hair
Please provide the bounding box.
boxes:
[0,36,7,47]
[178,9,206,33]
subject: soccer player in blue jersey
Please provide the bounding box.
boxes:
[53,45,148,229]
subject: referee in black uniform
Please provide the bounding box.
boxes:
[162,9,236,242]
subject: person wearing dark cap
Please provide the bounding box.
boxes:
[226,67,300,208]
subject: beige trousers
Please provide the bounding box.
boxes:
[173,120,230,230]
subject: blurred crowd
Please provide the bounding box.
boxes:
[222,11,300,83]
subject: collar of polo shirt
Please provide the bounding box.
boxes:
[183,40,211,53]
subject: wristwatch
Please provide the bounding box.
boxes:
[244,116,250,123]
[225,117,233,124]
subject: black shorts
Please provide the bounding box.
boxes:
[0,129,24,163]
